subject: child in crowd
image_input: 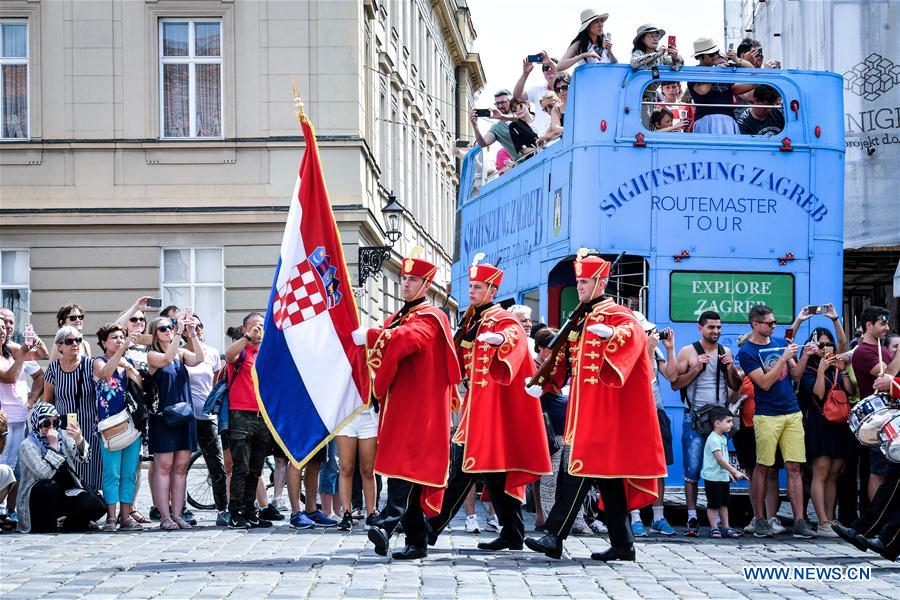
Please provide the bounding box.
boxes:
[701,406,747,538]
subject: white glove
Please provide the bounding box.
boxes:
[351,327,367,346]
[477,332,505,346]
[586,324,614,339]
[525,380,543,398]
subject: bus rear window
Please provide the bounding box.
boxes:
[643,81,784,137]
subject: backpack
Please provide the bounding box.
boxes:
[202,350,245,433]
[681,342,730,435]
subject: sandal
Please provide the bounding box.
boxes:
[722,527,743,538]
[130,510,151,524]
[102,517,118,532]
[710,527,723,538]
[120,517,144,531]
[159,517,179,530]
[172,516,192,529]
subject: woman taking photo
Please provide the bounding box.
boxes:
[147,315,204,530]
[17,402,104,532]
[630,24,683,70]
[795,327,854,537]
[555,9,617,71]
[44,326,102,495]
[93,324,144,531]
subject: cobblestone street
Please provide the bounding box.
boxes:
[2,476,898,599]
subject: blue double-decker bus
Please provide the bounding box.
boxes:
[452,63,845,486]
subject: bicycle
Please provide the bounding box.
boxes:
[186,451,276,510]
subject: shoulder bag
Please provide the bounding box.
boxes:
[821,369,850,424]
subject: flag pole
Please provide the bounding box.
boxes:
[291,77,309,126]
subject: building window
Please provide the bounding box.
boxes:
[0,20,28,140]
[161,248,224,350]
[159,19,222,139]
[0,249,29,342]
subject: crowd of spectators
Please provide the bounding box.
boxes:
[463,9,787,176]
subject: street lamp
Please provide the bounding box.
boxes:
[357,194,404,288]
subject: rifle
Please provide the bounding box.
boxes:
[528,251,626,388]
[453,305,476,346]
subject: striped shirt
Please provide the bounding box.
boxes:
[45,356,101,492]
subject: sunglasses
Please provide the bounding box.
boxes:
[67,314,85,322]
[542,104,556,113]
[755,320,777,327]
[157,325,175,333]
[554,84,569,92]
[61,337,82,346]
[541,65,553,72]
[817,343,835,349]
[39,419,59,429]
[129,317,146,323]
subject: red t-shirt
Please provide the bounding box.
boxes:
[851,341,892,399]
[658,103,695,131]
[228,343,260,412]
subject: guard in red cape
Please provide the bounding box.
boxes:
[425,255,551,552]
[351,251,461,560]
[525,250,667,562]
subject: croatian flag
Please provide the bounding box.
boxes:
[253,115,369,466]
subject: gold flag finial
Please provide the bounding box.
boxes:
[291,77,307,124]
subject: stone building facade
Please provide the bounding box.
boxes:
[0,0,484,351]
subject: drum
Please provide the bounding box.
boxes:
[878,412,900,463]
[849,394,893,446]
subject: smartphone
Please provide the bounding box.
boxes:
[145,297,163,309]
[455,140,469,148]
[728,43,734,51]
[526,54,543,63]
[474,108,491,118]
[805,305,821,315]
[604,32,611,42]
[24,323,35,346]
[785,328,795,342]
[184,306,194,325]
[668,35,676,48]
[67,413,78,429]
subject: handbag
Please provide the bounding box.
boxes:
[543,412,561,456]
[97,410,141,451]
[821,369,850,424]
[162,401,193,427]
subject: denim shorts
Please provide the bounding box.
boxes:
[318,439,339,494]
[681,411,708,483]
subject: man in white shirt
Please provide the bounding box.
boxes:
[513,55,558,136]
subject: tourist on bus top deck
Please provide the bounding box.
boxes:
[471,90,522,163]
[736,86,786,137]
[657,81,694,132]
[554,9,617,72]
[629,24,684,71]
[513,53,560,137]
[688,37,758,134]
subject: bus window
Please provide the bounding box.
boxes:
[643,81,784,137]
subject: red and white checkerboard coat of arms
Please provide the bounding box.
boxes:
[272,246,342,330]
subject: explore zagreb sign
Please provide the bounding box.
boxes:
[670,271,794,324]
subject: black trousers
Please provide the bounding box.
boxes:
[545,471,633,549]
[373,478,427,548]
[29,479,106,533]
[197,418,228,512]
[228,410,272,516]
[851,464,900,541]
[426,461,524,544]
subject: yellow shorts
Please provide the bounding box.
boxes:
[753,412,806,466]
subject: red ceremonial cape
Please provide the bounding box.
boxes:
[563,299,667,511]
[453,305,552,501]
[365,304,461,516]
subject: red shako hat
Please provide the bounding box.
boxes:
[574,248,611,279]
[468,252,503,287]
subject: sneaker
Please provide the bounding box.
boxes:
[351,508,364,521]
[743,520,757,535]
[589,520,608,534]
[259,504,285,521]
[216,511,230,527]
[793,519,817,539]
[271,497,289,512]
[769,517,786,535]
[684,517,699,537]
[571,523,592,536]
[365,510,379,531]
[631,520,648,537]
[464,514,481,533]
[181,508,197,526]
[247,512,273,528]
[338,511,354,531]
[228,512,251,530]
[752,517,774,538]
[650,518,676,536]
[290,511,315,530]
[816,521,839,538]
[486,515,500,532]
[149,506,161,521]
[305,510,338,528]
